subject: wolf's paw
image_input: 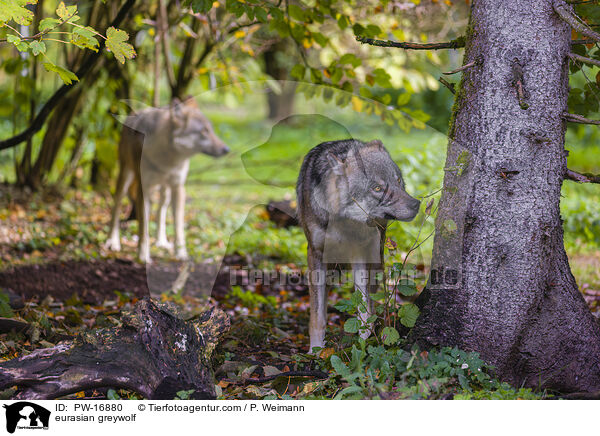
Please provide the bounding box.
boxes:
[138,248,152,264]
[156,239,174,251]
[104,238,121,252]
[175,247,189,261]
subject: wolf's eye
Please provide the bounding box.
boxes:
[373,185,382,192]
[397,177,402,183]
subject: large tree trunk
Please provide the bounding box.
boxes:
[412,0,600,393]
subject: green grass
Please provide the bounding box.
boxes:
[179,96,447,269]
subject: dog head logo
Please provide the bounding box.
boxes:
[3,402,50,433]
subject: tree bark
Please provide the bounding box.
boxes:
[0,299,229,400]
[412,0,600,393]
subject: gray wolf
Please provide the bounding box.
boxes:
[105,97,229,263]
[296,139,420,351]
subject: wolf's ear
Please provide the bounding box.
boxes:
[183,95,198,107]
[171,100,185,121]
[368,139,384,149]
[326,152,345,176]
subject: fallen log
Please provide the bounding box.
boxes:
[0,298,229,400]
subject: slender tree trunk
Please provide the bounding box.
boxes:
[412,0,600,393]
[26,88,85,189]
[264,40,296,120]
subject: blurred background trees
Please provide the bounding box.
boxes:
[0,0,469,190]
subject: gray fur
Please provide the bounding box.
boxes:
[296,139,420,350]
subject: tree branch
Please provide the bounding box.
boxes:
[0,0,137,152]
[563,112,600,124]
[553,0,600,42]
[242,370,329,384]
[442,60,476,75]
[566,169,600,183]
[438,77,456,94]
[158,0,176,91]
[356,35,465,50]
[568,52,600,67]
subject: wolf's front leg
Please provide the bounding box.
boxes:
[105,168,134,252]
[172,183,188,260]
[137,186,152,263]
[308,246,328,352]
[353,262,374,340]
[156,185,173,251]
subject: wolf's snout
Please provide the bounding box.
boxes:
[409,197,420,211]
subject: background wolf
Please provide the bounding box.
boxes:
[296,139,420,351]
[105,97,229,263]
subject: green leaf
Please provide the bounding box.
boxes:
[373,68,392,88]
[381,326,400,346]
[397,92,411,106]
[339,53,361,67]
[29,40,45,55]
[288,4,305,21]
[365,24,381,38]
[7,34,29,52]
[330,355,350,376]
[39,17,60,31]
[71,26,98,51]
[352,23,365,37]
[337,15,349,30]
[358,86,372,98]
[344,317,360,333]
[335,385,363,399]
[0,0,35,26]
[333,298,354,313]
[310,67,322,83]
[191,0,213,13]
[254,7,267,22]
[312,32,328,47]
[106,389,121,400]
[0,292,14,318]
[105,27,135,64]
[290,64,305,80]
[43,62,78,84]
[399,303,420,328]
[397,280,418,297]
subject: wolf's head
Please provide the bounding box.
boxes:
[327,140,420,223]
[170,97,230,157]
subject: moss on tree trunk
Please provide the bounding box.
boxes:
[413,0,600,393]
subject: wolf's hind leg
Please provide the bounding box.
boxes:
[308,246,328,352]
[137,183,152,263]
[105,167,134,252]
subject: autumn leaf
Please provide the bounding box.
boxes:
[55,1,78,21]
[105,27,135,64]
[43,62,79,85]
[0,0,36,26]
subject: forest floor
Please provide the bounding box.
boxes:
[1,181,599,400]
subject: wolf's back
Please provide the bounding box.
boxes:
[296,139,365,226]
